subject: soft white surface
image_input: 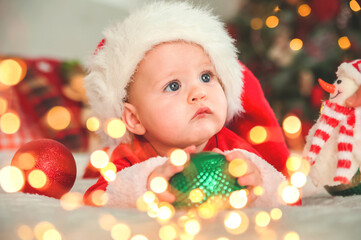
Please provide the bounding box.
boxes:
[1,151,361,240]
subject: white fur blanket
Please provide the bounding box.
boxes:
[1,151,361,240]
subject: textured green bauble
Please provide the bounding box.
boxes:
[324,169,361,196]
[169,151,246,209]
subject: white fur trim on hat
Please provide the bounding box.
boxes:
[84,1,244,147]
[336,59,361,86]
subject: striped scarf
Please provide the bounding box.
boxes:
[307,100,355,184]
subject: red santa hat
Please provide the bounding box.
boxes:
[336,59,361,85]
[84,1,289,173]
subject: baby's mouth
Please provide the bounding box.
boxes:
[330,91,341,99]
[192,107,212,119]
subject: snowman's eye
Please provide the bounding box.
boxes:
[336,79,342,84]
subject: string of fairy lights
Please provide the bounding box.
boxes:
[0,1,360,240]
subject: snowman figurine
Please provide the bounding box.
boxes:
[304,60,361,192]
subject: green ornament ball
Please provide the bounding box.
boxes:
[169,151,246,209]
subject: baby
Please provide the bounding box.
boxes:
[83,1,288,207]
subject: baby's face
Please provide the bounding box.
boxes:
[126,42,227,155]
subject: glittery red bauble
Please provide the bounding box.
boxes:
[11,139,77,199]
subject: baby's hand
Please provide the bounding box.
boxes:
[212,148,262,204]
[147,146,196,203]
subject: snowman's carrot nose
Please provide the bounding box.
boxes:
[318,78,335,94]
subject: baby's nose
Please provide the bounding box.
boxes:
[188,84,207,103]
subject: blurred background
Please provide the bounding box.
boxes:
[0,0,360,152]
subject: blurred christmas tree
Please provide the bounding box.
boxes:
[228,0,361,149]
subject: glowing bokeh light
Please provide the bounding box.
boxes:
[105,118,126,139]
[98,214,118,231]
[136,196,149,212]
[46,106,71,130]
[286,155,302,172]
[170,149,187,166]
[150,177,168,194]
[103,170,116,182]
[298,4,311,17]
[253,186,264,196]
[265,16,279,28]
[255,211,271,227]
[229,190,248,209]
[43,229,62,240]
[0,112,21,134]
[0,97,8,115]
[338,36,351,50]
[217,238,230,240]
[34,221,55,240]
[159,224,177,240]
[111,223,132,240]
[284,231,300,240]
[91,189,108,206]
[100,162,117,182]
[28,169,47,189]
[197,202,216,219]
[249,126,267,144]
[228,158,248,178]
[17,225,34,240]
[86,117,100,132]
[143,191,157,204]
[184,219,201,236]
[90,150,109,169]
[0,58,27,86]
[282,186,300,204]
[289,38,303,51]
[350,0,361,12]
[147,202,159,218]
[189,188,205,203]
[157,202,175,221]
[17,153,36,170]
[250,18,263,30]
[291,172,307,188]
[270,208,283,220]
[282,115,301,135]
[131,235,148,240]
[0,166,25,192]
[224,211,249,235]
[60,192,83,211]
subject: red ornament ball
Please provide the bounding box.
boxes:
[11,139,77,199]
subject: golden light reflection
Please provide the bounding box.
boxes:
[86,117,100,132]
[17,153,36,170]
[131,235,148,240]
[270,208,282,220]
[224,211,249,235]
[0,112,21,134]
[338,36,351,50]
[0,166,25,192]
[250,18,263,30]
[98,214,118,231]
[150,177,168,194]
[28,169,47,189]
[43,229,62,240]
[60,192,83,211]
[157,202,175,222]
[147,202,159,218]
[136,196,149,212]
[170,149,187,166]
[289,38,303,51]
[34,221,55,240]
[105,118,126,139]
[100,162,117,181]
[290,172,307,188]
[159,224,177,240]
[111,223,132,240]
[189,188,205,203]
[350,0,361,12]
[229,190,248,209]
[46,106,71,130]
[282,115,302,138]
[228,158,248,178]
[284,231,300,240]
[90,150,109,169]
[217,238,230,240]
[265,16,279,28]
[0,97,8,115]
[0,58,27,86]
[286,155,302,172]
[249,126,267,144]
[143,191,157,204]
[298,4,311,17]
[255,211,271,227]
[90,189,108,206]
[253,186,264,196]
[281,186,300,204]
[17,225,34,240]
[197,202,216,219]
[184,219,201,236]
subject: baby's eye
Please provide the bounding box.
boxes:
[200,73,211,82]
[165,81,180,92]
[336,79,342,84]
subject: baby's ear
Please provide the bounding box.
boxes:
[122,103,146,135]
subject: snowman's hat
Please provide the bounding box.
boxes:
[336,59,361,85]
